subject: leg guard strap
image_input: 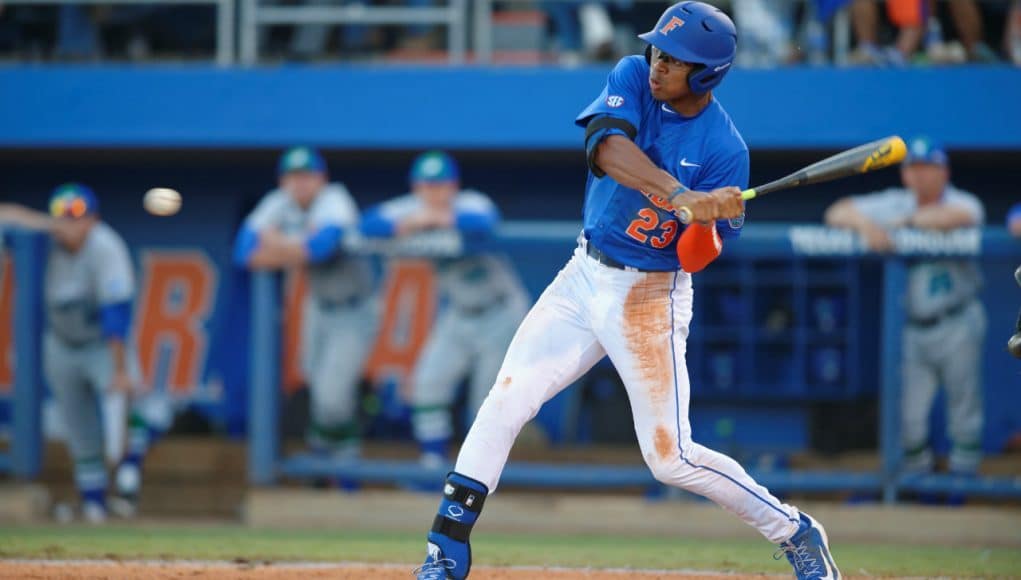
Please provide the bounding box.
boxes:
[432,514,471,543]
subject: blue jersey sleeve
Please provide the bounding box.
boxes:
[304,225,343,263]
[454,193,499,237]
[360,205,398,238]
[100,300,132,340]
[693,149,750,239]
[455,212,497,235]
[575,56,647,131]
[232,225,260,267]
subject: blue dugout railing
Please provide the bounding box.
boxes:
[1,231,45,479]
[249,224,1021,501]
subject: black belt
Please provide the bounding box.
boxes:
[458,295,506,316]
[318,295,363,311]
[909,301,970,328]
[49,332,102,349]
[585,242,652,272]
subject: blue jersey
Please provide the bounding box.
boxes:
[576,55,749,271]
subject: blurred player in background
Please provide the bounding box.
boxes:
[0,183,162,522]
[360,151,530,468]
[414,3,839,580]
[825,137,987,481]
[233,147,375,460]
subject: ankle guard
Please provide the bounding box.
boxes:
[426,471,488,579]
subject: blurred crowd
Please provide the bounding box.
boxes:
[0,0,1018,65]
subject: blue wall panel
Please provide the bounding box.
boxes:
[2,66,1019,149]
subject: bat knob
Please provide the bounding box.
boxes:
[678,207,693,225]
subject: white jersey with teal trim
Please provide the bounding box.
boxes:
[244,183,372,304]
[374,190,527,310]
[851,185,984,320]
[45,222,134,346]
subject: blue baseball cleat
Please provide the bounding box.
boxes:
[413,543,456,579]
[775,512,840,580]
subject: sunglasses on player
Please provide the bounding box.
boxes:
[49,193,91,219]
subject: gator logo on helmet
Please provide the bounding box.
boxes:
[659,16,685,35]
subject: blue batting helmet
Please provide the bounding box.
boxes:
[638,1,737,95]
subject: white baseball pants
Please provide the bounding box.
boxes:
[454,244,801,544]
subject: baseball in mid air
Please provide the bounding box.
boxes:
[143,188,182,216]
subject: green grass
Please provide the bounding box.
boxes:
[1,525,1018,577]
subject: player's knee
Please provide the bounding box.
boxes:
[311,402,354,428]
[646,459,675,485]
[644,441,704,488]
[410,381,451,408]
[644,450,687,485]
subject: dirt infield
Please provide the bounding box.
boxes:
[0,561,781,579]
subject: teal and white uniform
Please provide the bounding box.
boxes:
[235,182,376,453]
[361,187,529,462]
[44,219,138,506]
[851,185,986,473]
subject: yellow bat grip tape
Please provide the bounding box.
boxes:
[741,188,757,201]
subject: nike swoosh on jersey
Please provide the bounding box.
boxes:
[680,158,701,167]
[714,63,731,72]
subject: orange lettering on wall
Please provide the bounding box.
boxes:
[0,257,12,393]
[365,260,437,395]
[282,270,308,394]
[135,251,216,394]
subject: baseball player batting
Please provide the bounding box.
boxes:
[234,147,376,459]
[360,151,530,468]
[413,3,839,580]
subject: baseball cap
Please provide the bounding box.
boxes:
[904,136,948,166]
[49,183,99,219]
[409,151,460,184]
[278,147,327,176]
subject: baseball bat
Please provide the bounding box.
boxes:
[677,135,908,224]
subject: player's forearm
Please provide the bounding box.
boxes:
[248,240,308,269]
[824,198,872,231]
[0,203,54,231]
[594,136,681,200]
[395,217,426,237]
[109,339,127,374]
[909,206,978,231]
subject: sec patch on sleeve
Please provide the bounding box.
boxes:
[606,95,625,108]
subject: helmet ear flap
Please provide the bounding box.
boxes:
[687,63,708,94]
